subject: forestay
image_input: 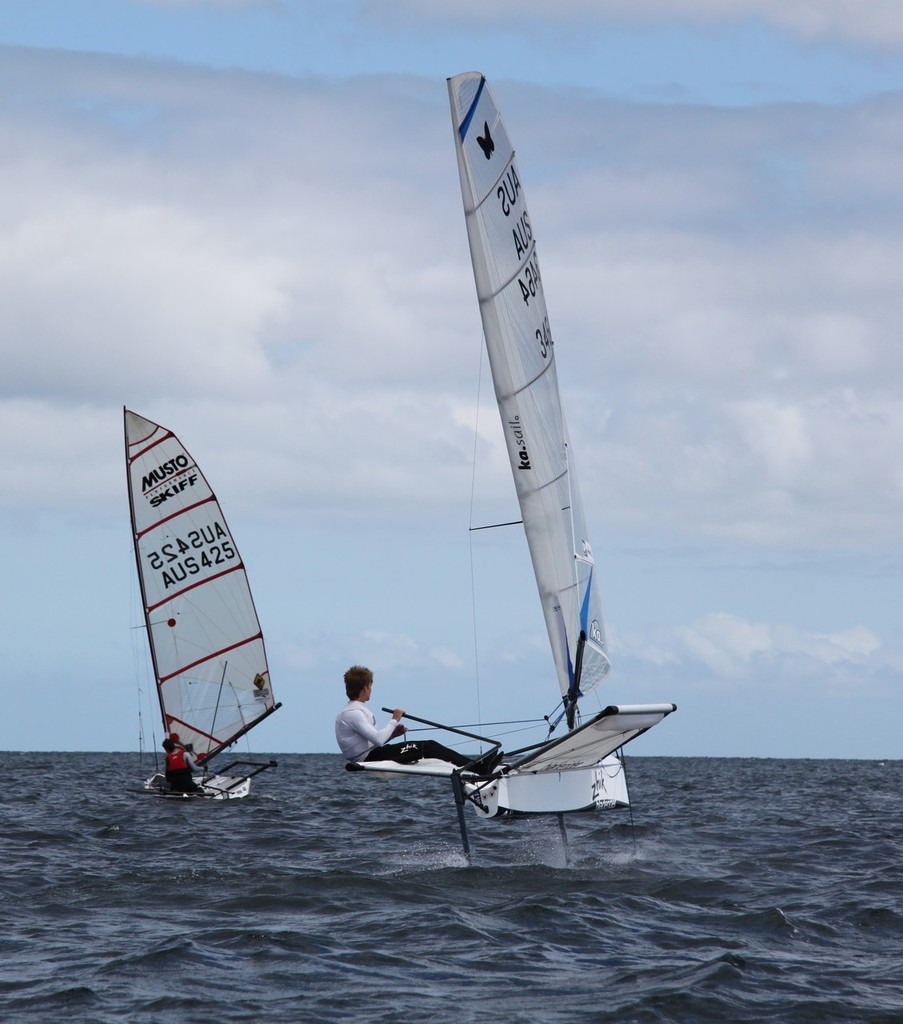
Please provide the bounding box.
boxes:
[448,72,610,709]
[125,410,278,762]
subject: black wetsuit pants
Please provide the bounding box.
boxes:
[365,740,472,767]
[166,768,200,793]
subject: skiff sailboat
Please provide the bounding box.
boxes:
[125,409,281,799]
[349,73,675,851]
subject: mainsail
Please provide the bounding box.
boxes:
[448,73,610,718]
[344,74,673,845]
[125,409,279,763]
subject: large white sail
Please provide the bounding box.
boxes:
[448,73,610,713]
[350,74,673,837]
[125,409,278,762]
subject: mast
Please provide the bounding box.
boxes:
[124,406,168,734]
[448,73,611,717]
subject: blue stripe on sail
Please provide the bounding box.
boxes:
[579,567,593,633]
[459,75,486,141]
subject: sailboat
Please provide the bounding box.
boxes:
[125,409,281,799]
[349,73,675,851]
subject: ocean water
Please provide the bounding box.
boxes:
[1,752,901,1024]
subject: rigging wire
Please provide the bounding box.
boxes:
[467,330,488,740]
[403,721,541,745]
[129,551,158,770]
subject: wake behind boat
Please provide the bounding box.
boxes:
[125,409,281,799]
[349,73,675,852]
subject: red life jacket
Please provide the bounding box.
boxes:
[166,748,188,772]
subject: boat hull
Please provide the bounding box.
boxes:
[468,754,628,818]
[143,772,252,800]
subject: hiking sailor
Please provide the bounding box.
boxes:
[335,665,499,772]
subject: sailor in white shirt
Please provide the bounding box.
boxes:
[335,665,498,770]
[335,683,406,762]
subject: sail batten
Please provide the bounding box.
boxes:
[125,408,278,759]
[508,348,555,399]
[449,72,611,705]
[133,496,219,540]
[145,562,246,611]
[473,152,519,213]
[158,632,265,683]
[130,434,172,460]
[536,466,568,493]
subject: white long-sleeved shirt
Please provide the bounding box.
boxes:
[335,700,399,761]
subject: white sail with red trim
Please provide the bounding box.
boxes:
[125,409,278,764]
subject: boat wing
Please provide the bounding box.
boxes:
[508,704,677,774]
[347,758,464,779]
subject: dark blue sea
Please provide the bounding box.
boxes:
[1,753,901,1023]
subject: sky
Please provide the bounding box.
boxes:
[2,0,903,759]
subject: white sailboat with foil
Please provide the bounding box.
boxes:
[348,74,674,849]
[125,409,281,799]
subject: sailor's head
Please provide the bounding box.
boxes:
[344,665,373,701]
[162,738,175,752]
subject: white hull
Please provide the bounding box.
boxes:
[144,772,252,800]
[467,754,628,818]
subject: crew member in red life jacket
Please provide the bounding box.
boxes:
[169,731,196,769]
[162,736,200,793]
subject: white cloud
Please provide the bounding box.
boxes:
[4,51,903,554]
[630,611,890,683]
[732,400,812,486]
[370,0,903,48]
[359,630,468,676]
[0,199,284,403]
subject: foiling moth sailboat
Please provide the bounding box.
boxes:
[349,73,675,854]
[448,71,675,817]
[125,409,281,799]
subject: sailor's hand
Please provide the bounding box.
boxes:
[392,708,405,720]
[391,723,406,738]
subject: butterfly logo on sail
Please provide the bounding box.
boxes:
[477,120,495,159]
